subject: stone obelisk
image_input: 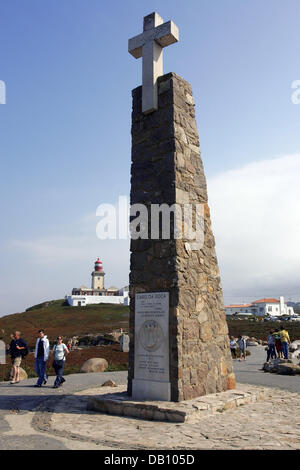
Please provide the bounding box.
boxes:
[128,12,235,402]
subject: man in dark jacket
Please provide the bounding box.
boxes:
[7,331,28,384]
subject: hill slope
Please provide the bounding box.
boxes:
[0,300,129,348]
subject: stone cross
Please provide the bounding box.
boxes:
[128,12,179,114]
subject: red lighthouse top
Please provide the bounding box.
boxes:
[94,258,103,272]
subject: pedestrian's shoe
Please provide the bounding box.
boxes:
[61,377,66,383]
[34,384,41,388]
[10,380,16,384]
[53,385,58,389]
[43,380,47,385]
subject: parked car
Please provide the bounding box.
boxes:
[290,316,300,322]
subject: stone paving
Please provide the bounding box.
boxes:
[33,385,300,450]
[0,349,299,450]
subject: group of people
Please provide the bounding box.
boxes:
[229,327,291,363]
[229,336,247,361]
[6,330,69,388]
[266,327,290,361]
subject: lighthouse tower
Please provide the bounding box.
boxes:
[91,258,105,291]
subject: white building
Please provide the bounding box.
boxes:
[225,297,294,317]
[66,258,129,307]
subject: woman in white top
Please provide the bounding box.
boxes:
[52,336,69,388]
[229,336,237,359]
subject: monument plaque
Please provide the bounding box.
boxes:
[132,292,171,401]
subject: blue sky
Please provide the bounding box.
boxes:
[0,0,300,315]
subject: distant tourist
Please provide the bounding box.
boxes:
[229,336,237,359]
[7,331,28,384]
[279,327,290,360]
[266,329,277,362]
[237,336,247,361]
[273,329,283,358]
[34,329,49,387]
[52,336,69,389]
[66,340,72,352]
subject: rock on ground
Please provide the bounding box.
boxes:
[80,358,108,373]
[277,364,300,375]
[6,367,28,381]
[101,379,117,387]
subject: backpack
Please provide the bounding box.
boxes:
[21,342,29,358]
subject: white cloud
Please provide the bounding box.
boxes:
[208,154,300,303]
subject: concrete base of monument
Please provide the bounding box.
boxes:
[87,384,268,423]
[132,378,171,401]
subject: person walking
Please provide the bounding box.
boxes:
[229,336,237,359]
[280,327,290,360]
[34,329,49,387]
[52,336,69,388]
[273,329,283,358]
[237,335,247,361]
[6,331,28,384]
[266,329,277,362]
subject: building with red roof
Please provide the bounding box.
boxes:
[225,297,294,317]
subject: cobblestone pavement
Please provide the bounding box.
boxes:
[0,371,127,450]
[37,385,300,450]
[0,351,299,450]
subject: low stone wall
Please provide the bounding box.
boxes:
[87,383,267,423]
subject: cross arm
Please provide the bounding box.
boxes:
[128,20,179,59]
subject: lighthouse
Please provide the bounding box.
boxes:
[67,257,129,306]
[91,258,105,291]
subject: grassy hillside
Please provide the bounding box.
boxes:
[227,318,300,341]
[0,299,129,348]
[2,299,299,351]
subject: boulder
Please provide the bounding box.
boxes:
[263,362,272,372]
[277,363,300,375]
[101,379,117,387]
[80,358,108,373]
[263,362,278,373]
[247,341,259,346]
[6,367,28,381]
[291,350,300,360]
[263,358,293,373]
[290,341,300,352]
